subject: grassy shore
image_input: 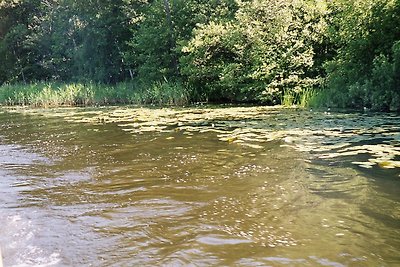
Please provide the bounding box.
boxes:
[0,81,321,108]
[0,81,190,107]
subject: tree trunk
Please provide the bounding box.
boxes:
[163,0,178,75]
[163,0,173,33]
[13,48,26,84]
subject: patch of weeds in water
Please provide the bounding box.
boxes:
[3,105,400,170]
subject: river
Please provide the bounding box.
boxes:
[0,106,399,266]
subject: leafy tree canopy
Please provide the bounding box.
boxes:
[0,0,398,109]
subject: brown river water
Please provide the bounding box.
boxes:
[0,106,399,266]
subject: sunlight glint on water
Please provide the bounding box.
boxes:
[0,106,399,266]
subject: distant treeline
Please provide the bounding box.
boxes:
[0,0,399,110]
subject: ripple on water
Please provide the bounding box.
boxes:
[0,214,61,267]
[0,107,399,266]
[197,235,253,245]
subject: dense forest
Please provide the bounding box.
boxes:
[0,0,399,110]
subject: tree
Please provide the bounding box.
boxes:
[0,0,42,83]
[124,0,237,84]
[0,0,134,84]
[324,0,400,111]
[181,0,328,103]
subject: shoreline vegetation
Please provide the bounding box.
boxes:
[0,82,319,108]
[1,0,399,111]
[0,82,191,107]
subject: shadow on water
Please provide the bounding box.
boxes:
[0,106,399,266]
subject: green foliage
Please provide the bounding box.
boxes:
[123,0,237,84]
[0,0,132,84]
[181,0,327,103]
[0,81,190,107]
[180,21,248,102]
[0,0,398,110]
[127,81,190,105]
[0,0,38,83]
[125,1,176,82]
[324,0,400,111]
[281,88,318,107]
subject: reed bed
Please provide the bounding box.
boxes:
[0,81,190,107]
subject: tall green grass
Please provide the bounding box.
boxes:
[281,88,318,108]
[0,81,190,107]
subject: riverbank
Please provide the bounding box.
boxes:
[0,82,191,107]
[0,82,319,108]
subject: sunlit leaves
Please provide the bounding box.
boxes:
[181,0,327,103]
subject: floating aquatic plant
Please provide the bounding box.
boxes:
[2,106,400,169]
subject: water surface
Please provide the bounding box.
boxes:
[0,106,399,266]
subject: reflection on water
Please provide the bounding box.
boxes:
[0,106,399,266]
